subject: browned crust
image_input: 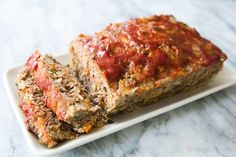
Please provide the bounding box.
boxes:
[69,15,227,114]
[70,44,224,114]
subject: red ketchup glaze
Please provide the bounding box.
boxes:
[20,100,34,118]
[96,51,126,82]
[79,15,227,82]
[26,52,67,120]
[144,50,165,78]
[46,88,67,120]
[26,51,40,72]
[45,96,51,109]
[34,72,51,91]
[26,52,52,91]
[96,49,166,81]
[19,99,35,125]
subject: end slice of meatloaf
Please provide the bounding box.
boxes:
[69,15,227,114]
[16,67,77,148]
[26,51,107,133]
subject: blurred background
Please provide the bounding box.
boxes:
[1,0,236,157]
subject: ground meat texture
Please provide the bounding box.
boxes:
[16,67,77,148]
[69,15,227,114]
[25,51,108,133]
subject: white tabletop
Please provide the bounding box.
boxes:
[1,0,236,156]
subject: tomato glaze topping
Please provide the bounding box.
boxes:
[78,15,227,82]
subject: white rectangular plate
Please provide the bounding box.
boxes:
[3,53,236,156]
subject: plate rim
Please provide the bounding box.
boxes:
[3,53,236,156]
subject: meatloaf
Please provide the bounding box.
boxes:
[26,51,107,133]
[16,67,77,148]
[69,15,227,114]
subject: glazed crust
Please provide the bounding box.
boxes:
[70,15,227,114]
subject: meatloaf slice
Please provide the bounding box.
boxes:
[69,15,227,114]
[16,67,77,148]
[26,51,107,133]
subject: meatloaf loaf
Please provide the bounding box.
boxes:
[70,15,227,114]
[16,67,77,148]
[26,51,107,133]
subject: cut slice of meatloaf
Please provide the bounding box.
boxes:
[26,51,107,133]
[69,15,227,114]
[16,67,77,148]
